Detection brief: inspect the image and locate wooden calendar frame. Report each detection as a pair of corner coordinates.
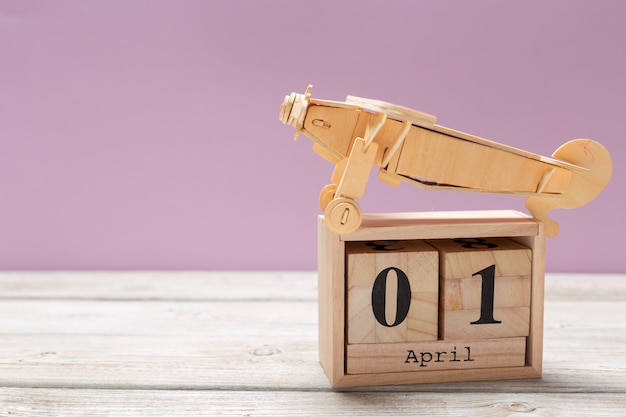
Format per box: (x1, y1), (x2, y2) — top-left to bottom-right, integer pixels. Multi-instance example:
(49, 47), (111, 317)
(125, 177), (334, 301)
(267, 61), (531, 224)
(318, 210), (545, 387)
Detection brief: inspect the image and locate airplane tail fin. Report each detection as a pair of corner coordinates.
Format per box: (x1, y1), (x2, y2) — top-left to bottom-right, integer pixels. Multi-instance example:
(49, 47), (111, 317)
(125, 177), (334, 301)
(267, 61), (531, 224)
(525, 139), (612, 237)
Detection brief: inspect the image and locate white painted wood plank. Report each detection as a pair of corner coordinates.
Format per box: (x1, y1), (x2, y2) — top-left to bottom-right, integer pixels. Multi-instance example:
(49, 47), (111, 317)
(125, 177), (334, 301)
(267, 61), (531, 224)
(0, 271), (318, 301)
(544, 273), (626, 301)
(0, 330), (624, 392)
(0, 296), (624, 392)
(1, 298), (623, 338)
(0, 299), (317, 336)
(0, 270), (624, 417)
(0, 334), (326, 390)
(1, 272), (624, 301)
(1, 389), (625, 416)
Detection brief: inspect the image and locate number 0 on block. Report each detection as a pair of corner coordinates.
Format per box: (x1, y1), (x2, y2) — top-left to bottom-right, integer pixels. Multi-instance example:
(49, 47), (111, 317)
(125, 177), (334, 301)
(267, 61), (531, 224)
(346, 240), (439, 344)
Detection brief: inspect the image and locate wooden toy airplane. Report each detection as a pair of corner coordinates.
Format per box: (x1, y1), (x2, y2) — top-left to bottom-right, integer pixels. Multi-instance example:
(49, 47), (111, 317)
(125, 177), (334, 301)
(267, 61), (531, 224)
(279, 85), (612, 236)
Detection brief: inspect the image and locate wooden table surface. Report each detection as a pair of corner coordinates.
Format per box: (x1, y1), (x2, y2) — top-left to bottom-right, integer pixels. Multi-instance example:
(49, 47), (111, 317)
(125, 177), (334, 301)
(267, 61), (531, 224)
(0, 271), (624, 416)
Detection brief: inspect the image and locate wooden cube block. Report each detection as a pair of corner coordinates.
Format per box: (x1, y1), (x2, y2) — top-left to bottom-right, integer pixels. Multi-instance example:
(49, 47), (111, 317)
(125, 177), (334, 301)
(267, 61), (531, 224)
(428, 238), (532, 340)
(346, 240), (439, 344)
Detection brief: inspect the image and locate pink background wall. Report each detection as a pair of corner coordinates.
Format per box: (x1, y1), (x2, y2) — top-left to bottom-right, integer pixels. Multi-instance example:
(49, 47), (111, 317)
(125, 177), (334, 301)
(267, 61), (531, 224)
(1, 0), (624, 272)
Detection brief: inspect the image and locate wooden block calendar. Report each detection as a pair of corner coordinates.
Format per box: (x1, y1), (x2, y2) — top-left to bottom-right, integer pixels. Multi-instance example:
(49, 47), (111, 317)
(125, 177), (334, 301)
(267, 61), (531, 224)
(318, 210), (545, 387)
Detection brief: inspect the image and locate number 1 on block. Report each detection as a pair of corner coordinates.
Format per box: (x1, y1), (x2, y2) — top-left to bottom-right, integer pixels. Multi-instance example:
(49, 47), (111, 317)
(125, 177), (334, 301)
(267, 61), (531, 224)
(428, 238), (532, 340)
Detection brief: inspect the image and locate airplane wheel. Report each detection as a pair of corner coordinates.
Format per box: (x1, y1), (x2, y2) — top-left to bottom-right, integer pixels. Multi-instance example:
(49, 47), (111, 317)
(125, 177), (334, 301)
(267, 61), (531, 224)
(324, 197), (362, 235)
(319, 184), (337, 210)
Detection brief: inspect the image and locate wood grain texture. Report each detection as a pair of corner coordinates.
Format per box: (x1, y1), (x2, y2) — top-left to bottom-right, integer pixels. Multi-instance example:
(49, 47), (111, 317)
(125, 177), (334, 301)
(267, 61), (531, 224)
(320, 212), (545, 386)
(347, 337), (526, 374)
(0, 271), (625, 416)
(429, 237), (532, 340)
(2, 389), (626, 417)
(343, 210), (538, 241)
(393, 126), (571, 194)
(317, 216), (346, 385)
(346, 240), (438, 343)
